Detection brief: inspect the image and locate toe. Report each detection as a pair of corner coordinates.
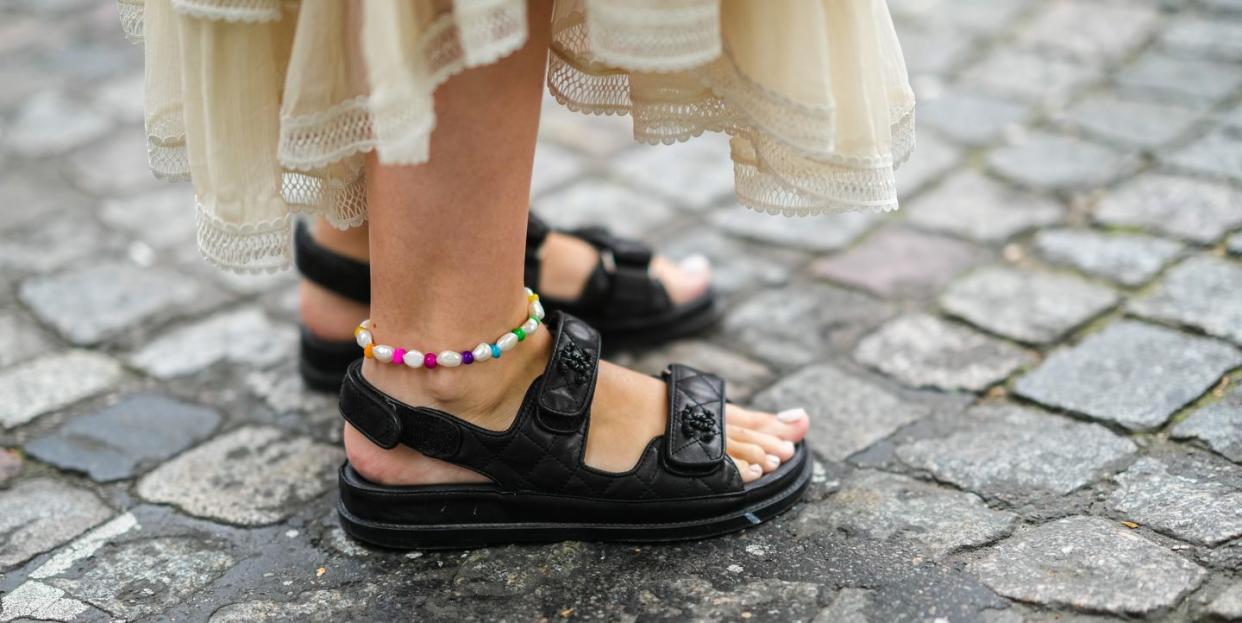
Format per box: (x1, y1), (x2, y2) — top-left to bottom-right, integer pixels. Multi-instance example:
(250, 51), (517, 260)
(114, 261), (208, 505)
(726, 405), (809, 443)
(727, 426), (796, 462)
(650, 255), (711, 306)
(726, 440), (768, 471)
(731, 457), (763, 483)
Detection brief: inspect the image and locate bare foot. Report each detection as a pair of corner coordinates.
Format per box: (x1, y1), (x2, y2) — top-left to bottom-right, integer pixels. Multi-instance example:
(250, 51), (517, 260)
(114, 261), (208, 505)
(533, 231), (712, 306)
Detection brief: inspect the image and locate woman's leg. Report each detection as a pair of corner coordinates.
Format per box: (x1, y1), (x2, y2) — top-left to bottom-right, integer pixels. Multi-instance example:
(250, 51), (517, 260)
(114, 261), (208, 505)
(345, 0), (809, 486)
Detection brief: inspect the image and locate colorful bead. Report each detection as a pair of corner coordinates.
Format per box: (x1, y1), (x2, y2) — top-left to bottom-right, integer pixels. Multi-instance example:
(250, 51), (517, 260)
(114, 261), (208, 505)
(491, 344), (501, 359)
(438, 350), (463, 368)
(392, 348), (406, 366)
(404, 349), (424, 368)
(364, 344), (374, 359)
(472, 342), (493, 363)
(497, 333), (518, 351)
(462, 351), (474, 365)
(372, 345), (394, 363)
(424, 352), (437, 369)
(514, 328), (526, 341)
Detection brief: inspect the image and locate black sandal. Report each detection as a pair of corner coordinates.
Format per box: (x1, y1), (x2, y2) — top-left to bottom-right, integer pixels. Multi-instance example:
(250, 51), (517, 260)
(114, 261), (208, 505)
(294, 215), (719, 392)
(336, 311), (810, 549)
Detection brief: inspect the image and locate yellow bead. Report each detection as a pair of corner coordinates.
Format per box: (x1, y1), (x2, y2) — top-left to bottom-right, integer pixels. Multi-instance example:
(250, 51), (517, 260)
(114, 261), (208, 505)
(354, 326), (363, 338)
(528, 293), (539, 302)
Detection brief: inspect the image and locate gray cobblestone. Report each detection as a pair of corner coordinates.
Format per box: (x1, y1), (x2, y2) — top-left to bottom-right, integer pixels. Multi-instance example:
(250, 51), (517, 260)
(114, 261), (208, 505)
(0, 351), (123, 429)
(0, 310), (51, 369)
(616, 134), (735, 210)
(533, 179), (674, 239)
(752, 364), (929, 461)
(1160, 17), (1242, 62)
(1116, 52), (1242, 104)
(0, 478), (112, 570)
(854, 313), (1033, 391)
(907, 171), (1065, 243)
(896, 131), (962, 194)
(1094, 174), (1242, 244)
(795, 470), (1017, 558)
(1172, 384), (1242, 463)
(1108, 453), (1242, 545)
(895, 404), (1136, 502)
(962, 49), (1100, 102)
(940, 266), (1119, 344)
(1032, 228), (1185, 287)
(136, 425), (342, 525)
(1017, 1), (1157, 63)
(1062, 95), (1201, 149)
(26, 394), (220, 482)
(19, 261), (204, 345)
(65, 132), (160, 196)
(723, 284), (893, 367)
(987, 132), (1133, 191)
(1014, 320), (1242, 430)
(1129, 255), (1242, 344)
(1207, 582), (1242, 621)
(129, 307), (294, 379)
(810, 227), (989, 299)
(1230, 231), (1242, 255)
(1163, 130), (1242, 183)
(0, 212), (118, 273)
(969, 516), (1206, 615)
(918, 91), (1030, 147)
(5, 91), (111, 157)
(710, 209), (876, 253)
(100, 187), (197, 249)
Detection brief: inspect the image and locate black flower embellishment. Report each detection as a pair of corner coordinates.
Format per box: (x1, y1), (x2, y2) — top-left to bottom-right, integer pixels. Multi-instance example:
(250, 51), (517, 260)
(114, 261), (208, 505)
(680, 404), (717, 443)
(557, 342), (594, 385)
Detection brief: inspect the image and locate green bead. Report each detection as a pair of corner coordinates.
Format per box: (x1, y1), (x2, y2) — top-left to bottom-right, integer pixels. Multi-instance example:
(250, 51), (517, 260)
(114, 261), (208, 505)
(514, 328), (526, 341)
(530, 315), (541, 325)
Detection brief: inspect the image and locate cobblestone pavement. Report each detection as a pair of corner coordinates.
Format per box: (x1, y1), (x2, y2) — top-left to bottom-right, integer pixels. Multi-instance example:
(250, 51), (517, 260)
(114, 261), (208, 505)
(2, 1), (1242, 621)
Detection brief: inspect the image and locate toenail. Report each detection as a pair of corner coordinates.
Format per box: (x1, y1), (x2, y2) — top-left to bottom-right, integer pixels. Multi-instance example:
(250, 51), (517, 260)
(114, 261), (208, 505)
(750, 464), (762, 474)
(777, 408), (807, 422)
(679, 254), (711, 275)
(766, 455), (779, 467)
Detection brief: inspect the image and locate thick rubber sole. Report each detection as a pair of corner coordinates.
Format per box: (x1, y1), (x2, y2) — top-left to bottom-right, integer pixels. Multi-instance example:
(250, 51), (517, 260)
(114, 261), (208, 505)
(336, 446), (812, 551)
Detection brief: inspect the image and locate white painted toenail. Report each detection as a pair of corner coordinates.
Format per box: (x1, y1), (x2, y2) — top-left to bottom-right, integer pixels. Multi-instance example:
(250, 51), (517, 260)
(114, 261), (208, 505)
(750, 464), (762, 474)
(777, 408), (807, 422)
(766, 455), (779, 467)
(679, 254), (711, 275)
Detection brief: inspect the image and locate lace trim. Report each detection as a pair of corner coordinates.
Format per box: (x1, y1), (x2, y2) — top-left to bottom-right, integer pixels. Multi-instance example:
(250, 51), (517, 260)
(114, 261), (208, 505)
(171, 0), (283, 22)
(148, 137), (190, 182)
(276, 0), (527, 170)
(116, 0), (144, 43)
(195, 201), (292, 274)
(283, 169), (368, 231)
(583, 0), (722, 73)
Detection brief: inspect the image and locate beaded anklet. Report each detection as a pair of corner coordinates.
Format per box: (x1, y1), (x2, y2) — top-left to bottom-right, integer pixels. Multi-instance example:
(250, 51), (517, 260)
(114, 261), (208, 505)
(353, 288), (546, 369)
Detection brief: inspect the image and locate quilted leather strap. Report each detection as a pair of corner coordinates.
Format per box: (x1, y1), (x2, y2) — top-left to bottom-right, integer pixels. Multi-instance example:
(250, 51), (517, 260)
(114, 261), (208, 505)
(662, 364), (727, 473)
(536, 312), (602, 433)
(338, 361), (462, 459)
(294, 220), (372, 304)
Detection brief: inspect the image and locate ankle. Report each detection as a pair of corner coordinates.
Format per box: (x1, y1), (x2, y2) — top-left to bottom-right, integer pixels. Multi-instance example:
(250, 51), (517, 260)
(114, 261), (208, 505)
(360, 326), (551, 430)
(299, 281), (369, 341)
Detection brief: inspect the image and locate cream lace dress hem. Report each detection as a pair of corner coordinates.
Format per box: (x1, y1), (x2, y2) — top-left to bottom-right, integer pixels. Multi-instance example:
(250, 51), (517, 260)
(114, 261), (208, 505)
(120, 0), (915, 274)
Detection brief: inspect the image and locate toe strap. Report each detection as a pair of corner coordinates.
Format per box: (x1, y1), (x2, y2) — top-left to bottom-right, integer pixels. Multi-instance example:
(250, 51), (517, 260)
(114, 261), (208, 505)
(662, 363), (727, 473)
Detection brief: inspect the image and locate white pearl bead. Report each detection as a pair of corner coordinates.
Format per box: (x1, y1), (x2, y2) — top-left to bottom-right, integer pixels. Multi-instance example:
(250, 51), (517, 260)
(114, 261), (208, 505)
(497, 332), (518, 352)
(530, 300), (545, 320)
(404, 349), (424, 368)
(355, 329), (372, 348)
(524, 287), (534, 298)
(372, 345), (394, 363)
(360, 319), (371, 330)
(521, 318), (539, 334)
(437, 350), (463, 367)
(472, 342), (492, 362)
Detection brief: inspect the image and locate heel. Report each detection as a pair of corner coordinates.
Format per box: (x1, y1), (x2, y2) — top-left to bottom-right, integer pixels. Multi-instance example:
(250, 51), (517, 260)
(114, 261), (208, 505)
(299, 326), (359, 393)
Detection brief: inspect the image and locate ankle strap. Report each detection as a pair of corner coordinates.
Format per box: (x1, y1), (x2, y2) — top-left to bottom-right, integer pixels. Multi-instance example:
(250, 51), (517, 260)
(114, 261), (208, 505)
(339, 361), (462, 458)
(294, 220), (372, 304)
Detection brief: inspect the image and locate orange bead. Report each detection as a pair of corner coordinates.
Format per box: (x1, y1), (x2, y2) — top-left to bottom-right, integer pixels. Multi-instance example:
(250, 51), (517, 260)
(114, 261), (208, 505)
(364, 344), (374, 359)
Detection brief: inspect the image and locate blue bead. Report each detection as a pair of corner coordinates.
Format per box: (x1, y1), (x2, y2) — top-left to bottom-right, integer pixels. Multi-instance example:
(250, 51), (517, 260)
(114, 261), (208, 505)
(490, 344), (501, 359)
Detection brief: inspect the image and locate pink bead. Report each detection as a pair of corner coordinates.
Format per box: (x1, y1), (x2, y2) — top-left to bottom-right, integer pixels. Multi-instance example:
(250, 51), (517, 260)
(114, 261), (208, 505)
(424, 352), (437, 369)
(392, 348), (406, 365)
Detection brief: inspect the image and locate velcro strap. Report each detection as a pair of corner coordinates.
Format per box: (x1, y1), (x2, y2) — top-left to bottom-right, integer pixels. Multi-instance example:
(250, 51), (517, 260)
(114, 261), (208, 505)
(338, 361), (461, 459)
(294, 220), (371, 304)
(573, 226), (653, 267)
(663, 364), (727, 472)
(536, 312), (601, 433)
